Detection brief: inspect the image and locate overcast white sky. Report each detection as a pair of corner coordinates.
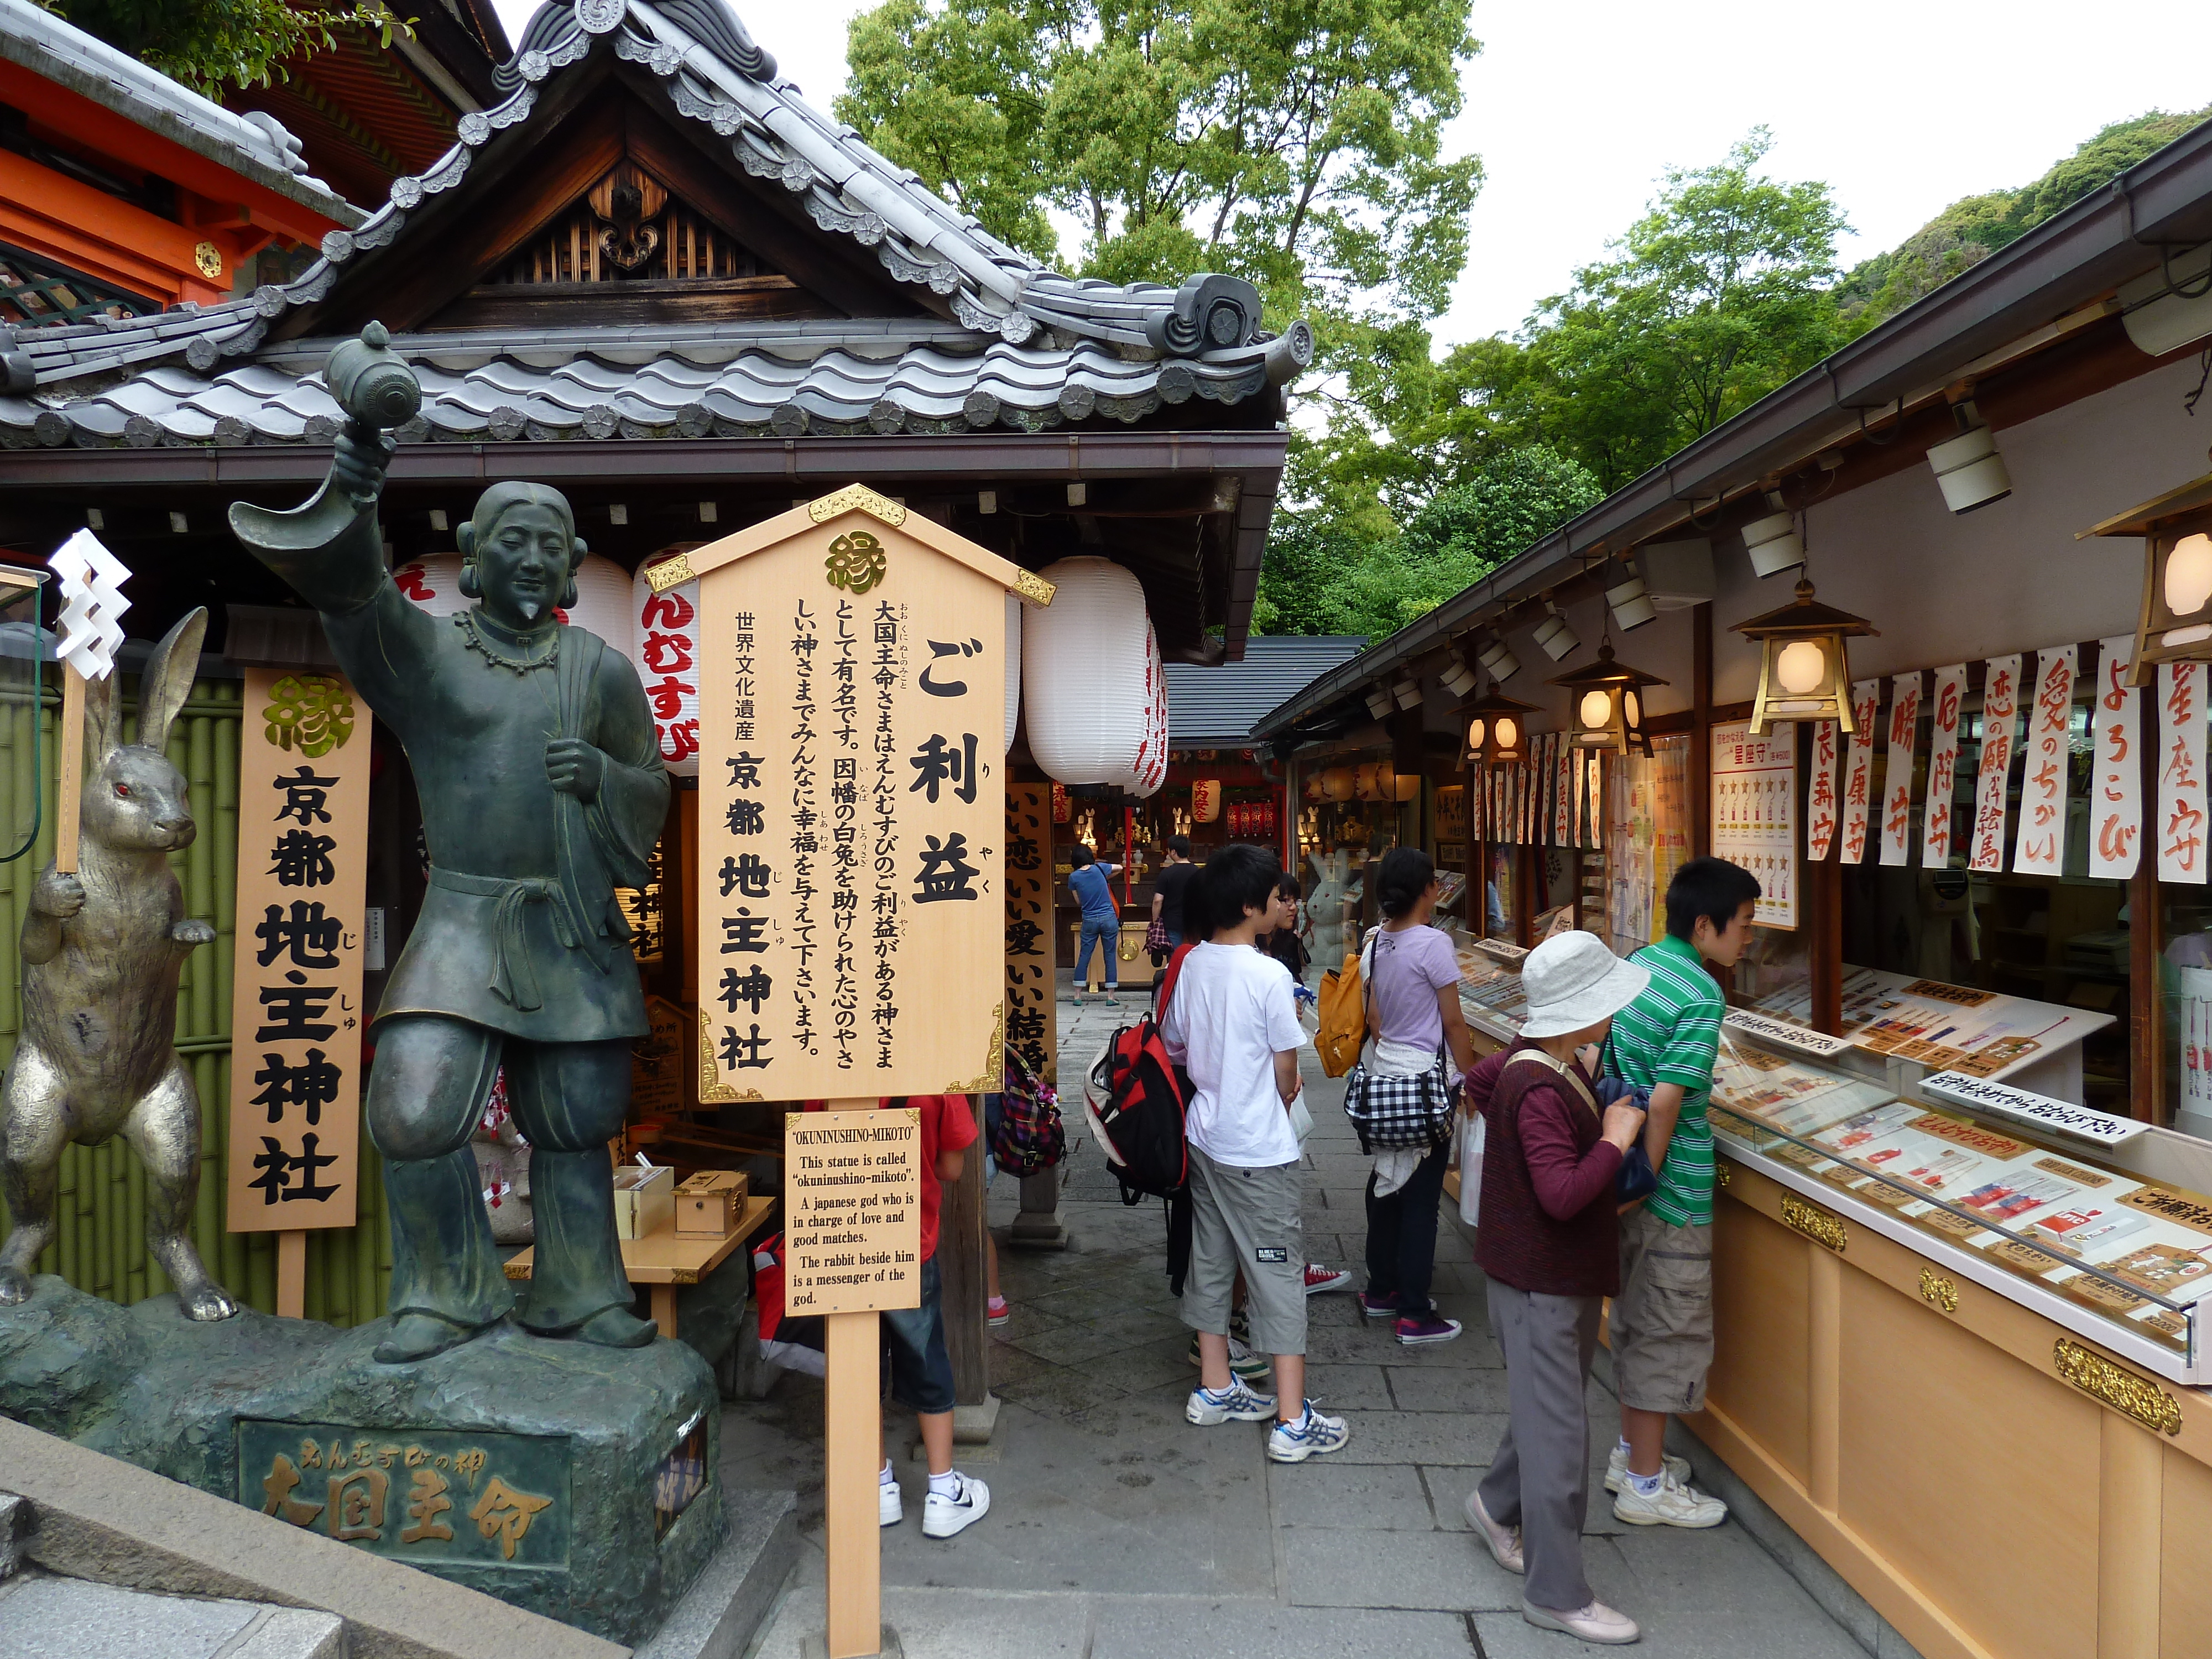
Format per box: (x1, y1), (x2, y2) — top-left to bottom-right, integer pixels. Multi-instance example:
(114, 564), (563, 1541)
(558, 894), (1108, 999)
(492, 0), (2212, 345)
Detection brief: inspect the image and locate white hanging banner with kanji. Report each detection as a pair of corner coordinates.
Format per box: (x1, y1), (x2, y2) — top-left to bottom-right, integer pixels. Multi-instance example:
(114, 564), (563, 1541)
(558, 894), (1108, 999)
(1840, 680), (1880, 865)
(1970, 654), (2022, 873)
(1805, 718), (1840, 863)
(2161, 660), (2208, 884)
(2013, 645), (2076, 877)
(1554, 729), (1573, 846)
(1880, 674), (1923, 866)
(1920, 666), (1967, 867)
(2089, 635), (2144, 880)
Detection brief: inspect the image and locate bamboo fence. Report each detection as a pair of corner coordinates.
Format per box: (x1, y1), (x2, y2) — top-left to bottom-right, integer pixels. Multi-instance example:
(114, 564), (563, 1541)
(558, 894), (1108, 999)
(0, 671), (392, 1323)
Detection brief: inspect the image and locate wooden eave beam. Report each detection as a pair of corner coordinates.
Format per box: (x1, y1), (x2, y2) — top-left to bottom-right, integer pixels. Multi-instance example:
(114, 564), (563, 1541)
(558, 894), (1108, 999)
(0, 151), (231, 305)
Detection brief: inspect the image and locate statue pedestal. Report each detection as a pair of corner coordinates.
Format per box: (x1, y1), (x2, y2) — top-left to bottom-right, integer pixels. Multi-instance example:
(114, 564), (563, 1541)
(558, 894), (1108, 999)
(0, 1277), (728, 1646)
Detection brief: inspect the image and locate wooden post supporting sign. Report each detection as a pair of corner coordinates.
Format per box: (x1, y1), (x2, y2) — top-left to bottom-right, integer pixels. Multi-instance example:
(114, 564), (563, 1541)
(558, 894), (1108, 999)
(663, 483), (1052, 1658)
(788, 1102), (920, 1659)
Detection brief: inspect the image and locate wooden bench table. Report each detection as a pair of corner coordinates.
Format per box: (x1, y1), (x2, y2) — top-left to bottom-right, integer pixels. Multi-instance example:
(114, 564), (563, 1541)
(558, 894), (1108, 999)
(503, 1193), (776, 1338)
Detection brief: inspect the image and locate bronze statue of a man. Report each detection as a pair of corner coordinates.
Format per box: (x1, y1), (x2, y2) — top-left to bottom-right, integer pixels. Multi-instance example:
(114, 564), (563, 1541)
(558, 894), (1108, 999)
(230, 345), (667, 1362)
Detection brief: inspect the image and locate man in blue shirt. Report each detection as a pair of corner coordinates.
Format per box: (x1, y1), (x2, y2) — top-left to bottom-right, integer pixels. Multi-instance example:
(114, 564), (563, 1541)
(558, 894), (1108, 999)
(1068, 844), (1122, 997)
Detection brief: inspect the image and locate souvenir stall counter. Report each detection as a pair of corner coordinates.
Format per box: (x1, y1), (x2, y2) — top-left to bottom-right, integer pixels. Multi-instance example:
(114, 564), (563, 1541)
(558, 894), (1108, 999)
(1697, 1016), (2212, 1659)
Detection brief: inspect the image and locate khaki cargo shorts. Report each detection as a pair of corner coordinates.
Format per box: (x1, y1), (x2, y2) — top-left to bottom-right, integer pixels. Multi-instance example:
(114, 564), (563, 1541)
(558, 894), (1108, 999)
(1610, 1206), (1714, 1414)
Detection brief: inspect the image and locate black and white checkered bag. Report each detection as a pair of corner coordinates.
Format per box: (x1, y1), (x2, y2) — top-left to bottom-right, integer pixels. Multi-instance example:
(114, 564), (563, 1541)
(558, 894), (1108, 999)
(1338, 927), (1459, 1152)
(1340, 1052), (1457, 1152)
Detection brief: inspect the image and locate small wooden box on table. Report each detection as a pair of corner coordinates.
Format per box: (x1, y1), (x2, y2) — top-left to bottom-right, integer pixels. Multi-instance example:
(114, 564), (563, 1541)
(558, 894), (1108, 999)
(505, 1191), (774, 1338)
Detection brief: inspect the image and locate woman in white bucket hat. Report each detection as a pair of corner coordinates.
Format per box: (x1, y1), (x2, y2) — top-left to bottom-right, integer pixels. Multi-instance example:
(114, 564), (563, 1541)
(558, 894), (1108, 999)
(1462, 930), (1651, 1645)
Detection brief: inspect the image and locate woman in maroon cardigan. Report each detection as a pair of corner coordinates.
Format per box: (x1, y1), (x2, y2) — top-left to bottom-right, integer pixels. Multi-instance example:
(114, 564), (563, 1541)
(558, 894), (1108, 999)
(1463, 931), (1650, 1646)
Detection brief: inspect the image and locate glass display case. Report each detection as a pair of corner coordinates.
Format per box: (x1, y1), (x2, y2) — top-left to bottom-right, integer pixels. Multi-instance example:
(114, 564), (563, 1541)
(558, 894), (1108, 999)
(1712, 1021), (2212, 1383)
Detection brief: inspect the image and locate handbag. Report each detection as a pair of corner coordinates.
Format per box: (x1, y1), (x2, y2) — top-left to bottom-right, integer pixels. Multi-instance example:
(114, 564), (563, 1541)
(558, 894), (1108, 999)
(1455, 1108), (1484, 1225)
(1596, 1036), (1660, 1206)
(1144, 916), (1170, 961)
(1339, 932), (1458, 1153)
(1501, 1047), (1651, 1202)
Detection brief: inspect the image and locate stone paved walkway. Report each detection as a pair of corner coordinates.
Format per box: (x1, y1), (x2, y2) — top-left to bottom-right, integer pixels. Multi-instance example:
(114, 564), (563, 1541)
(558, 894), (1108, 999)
(729, 991), (1870, 1659)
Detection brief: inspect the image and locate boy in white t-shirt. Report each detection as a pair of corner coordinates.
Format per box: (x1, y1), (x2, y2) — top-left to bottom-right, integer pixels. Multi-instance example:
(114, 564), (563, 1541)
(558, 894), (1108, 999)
(1163, 844), (1350, 1463)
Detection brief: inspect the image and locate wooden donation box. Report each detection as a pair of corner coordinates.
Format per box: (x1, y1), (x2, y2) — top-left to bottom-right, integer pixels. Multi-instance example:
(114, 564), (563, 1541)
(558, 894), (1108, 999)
(648, 483), (1051, 1659)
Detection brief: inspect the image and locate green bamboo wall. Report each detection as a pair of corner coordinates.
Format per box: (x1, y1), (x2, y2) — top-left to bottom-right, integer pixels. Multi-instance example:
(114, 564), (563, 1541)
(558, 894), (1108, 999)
(0, 673), (393, 1323)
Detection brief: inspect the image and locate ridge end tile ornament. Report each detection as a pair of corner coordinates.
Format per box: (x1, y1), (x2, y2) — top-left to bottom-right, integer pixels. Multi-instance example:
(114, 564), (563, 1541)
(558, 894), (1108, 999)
(0, 602), (237, 1322)
(228, 324), (670, 1364)
(679, 483), (1047, 1100)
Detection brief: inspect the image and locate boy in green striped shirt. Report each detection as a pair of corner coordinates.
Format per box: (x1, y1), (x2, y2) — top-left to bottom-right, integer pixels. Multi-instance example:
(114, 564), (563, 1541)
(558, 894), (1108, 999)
(1604, 856), (1761, 1530)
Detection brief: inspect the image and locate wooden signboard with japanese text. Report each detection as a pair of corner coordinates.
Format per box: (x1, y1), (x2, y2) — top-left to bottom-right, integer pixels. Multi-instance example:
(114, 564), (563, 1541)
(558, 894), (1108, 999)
(660, 484), (1054, 1104)
(225, 667), (372, 1231)
(784, 1106), (922, 1315)
(1004, 782), (1057, 1087)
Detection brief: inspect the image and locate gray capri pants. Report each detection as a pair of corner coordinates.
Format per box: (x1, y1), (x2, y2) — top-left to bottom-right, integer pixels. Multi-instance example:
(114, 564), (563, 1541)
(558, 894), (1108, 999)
(1180, 1144), (1307, 1356)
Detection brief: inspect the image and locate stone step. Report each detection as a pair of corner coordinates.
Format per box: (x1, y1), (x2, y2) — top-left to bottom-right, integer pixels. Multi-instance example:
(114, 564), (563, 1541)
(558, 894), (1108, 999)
(0, 1569), (345, 1659)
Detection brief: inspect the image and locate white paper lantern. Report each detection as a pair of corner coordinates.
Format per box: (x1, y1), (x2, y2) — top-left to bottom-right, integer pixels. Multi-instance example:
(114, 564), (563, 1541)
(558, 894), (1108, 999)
(1024, 556), (1155, 787)
(1124, 619), (1168, 797)
(1004, 591), (1022, 753)
(632, 563), (702, 776)
(562, 552), (632, 648)
(392, 552), (468, 616)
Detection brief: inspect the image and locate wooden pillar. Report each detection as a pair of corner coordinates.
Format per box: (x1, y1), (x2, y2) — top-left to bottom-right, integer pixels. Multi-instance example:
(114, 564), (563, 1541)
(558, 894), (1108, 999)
(938, 1094), (997, 1431)
(1689, 603), (1713, 860)
(1811, 849), (1843, 1037)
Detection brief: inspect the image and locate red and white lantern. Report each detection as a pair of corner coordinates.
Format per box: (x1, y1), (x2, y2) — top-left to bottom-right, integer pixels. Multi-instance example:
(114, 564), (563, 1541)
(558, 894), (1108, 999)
(1025, 556), (1167, 795)
(564, 553), (632, 649)
(392, 552), (468, 616)
(631, 561), (701, 776)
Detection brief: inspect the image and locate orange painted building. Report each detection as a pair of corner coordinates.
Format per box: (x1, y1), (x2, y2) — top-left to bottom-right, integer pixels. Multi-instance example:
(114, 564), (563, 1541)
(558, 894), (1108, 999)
(0, 0), (362, 321)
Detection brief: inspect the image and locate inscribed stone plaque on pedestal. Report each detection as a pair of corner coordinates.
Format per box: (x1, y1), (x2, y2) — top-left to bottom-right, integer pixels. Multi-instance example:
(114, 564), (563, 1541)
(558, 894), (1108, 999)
(783, 1106), (921, 1314)
(237, 1420), (571, 1568)
(656, 484), (1052, 1102)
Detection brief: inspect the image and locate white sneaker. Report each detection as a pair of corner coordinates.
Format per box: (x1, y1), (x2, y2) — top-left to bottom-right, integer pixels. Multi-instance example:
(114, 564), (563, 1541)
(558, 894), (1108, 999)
(879, 1476), (902, 1527)
(1463, 1490), (1524, 1574)
(1612, 1470), (1727, 1528)
(922, 1472), (990, 1538)
(1186, 1378), (1277, 1425)
(1524, 1599), (1640, 1644)
(1266, 1401), (1350, 1463)
(1604, 1444), (1691, 1495)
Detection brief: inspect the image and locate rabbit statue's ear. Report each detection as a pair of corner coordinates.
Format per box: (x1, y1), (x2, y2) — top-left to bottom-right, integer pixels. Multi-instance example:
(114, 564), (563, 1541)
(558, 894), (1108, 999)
(135, 607), (208, 755)
(81, 665), (118, 761)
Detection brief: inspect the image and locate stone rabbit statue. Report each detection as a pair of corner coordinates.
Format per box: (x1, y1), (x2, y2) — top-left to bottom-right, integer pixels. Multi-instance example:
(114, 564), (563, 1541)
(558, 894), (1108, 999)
(0, 608), (235, 1319)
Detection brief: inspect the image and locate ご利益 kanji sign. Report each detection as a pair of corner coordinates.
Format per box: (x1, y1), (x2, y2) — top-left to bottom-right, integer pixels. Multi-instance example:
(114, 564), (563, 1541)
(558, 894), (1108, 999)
(657, 484), (1054, 1103)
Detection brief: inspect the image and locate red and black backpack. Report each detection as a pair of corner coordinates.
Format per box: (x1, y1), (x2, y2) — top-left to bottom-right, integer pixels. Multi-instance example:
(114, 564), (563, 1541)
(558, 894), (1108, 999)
(1084, 946), (1197, 1290)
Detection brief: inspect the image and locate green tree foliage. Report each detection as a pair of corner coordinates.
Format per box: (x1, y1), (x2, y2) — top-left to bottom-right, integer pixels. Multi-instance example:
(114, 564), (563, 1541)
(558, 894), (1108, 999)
(1467, 130), (1849, 495)
(1835, 107), (2211, 329)
(1254, 444), (1599, 636)
(44, 0), (409, 98)
(836, 0), (1483, 357)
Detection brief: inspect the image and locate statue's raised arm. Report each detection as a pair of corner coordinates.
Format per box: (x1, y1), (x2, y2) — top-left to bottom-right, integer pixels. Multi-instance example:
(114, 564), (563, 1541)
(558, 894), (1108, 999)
(227, 324), (437, 711)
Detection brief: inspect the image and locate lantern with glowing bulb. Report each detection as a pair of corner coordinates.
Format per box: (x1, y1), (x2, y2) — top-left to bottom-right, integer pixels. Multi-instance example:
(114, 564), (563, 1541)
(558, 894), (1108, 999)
(1548, 642), (1667, 755)
(1459, 686), (1537, 768)
(1730, 577), (1879, 735)
(2078, 473), (2212, 686)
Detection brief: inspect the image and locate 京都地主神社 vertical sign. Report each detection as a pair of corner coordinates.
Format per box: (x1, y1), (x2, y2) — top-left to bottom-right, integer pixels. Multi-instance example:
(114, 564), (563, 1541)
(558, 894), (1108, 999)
(656, 484), (1056, 1103)
(226, 667), (372, 1230)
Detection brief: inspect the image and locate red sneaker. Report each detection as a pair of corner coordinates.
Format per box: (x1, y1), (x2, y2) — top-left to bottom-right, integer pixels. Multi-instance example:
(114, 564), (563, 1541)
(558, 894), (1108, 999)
(1303, 1262), (1351, 1296)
